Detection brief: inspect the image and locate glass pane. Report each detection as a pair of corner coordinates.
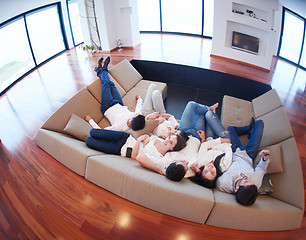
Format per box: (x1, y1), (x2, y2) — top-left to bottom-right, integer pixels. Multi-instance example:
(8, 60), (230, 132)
(299, 36), (306, 68)
(203, 0), (214, 37)
(279, 11), (304, 63)
(161, 0), (202, 35)
(26, 6), (66, 65)
(68, 0), (84, 45)
(137, 0), (160, 31)
(0, 18), (35, 92)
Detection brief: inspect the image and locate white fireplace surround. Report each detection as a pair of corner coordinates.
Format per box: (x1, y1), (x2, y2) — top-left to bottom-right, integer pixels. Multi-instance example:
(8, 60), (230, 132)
(211, 0), (280, 70)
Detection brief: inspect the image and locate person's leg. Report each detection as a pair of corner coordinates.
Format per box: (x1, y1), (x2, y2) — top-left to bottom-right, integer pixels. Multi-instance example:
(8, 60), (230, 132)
(86, 129), (130, 154)
(205, 111), (230, 139)
(142, 83), (157, 115)
(98, 66), (123, 114)
(179, 101), (209, 131)
(227, 125), (247, 152)
(152, 89), (166, 114)
(244, 120), (264, 160)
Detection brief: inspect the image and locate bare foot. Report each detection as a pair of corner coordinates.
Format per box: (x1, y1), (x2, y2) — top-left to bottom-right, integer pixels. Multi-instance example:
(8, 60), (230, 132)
(209, 103), (219, 113)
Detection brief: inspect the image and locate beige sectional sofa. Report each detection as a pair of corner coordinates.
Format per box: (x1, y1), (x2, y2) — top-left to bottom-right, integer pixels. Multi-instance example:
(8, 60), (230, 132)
(33, 59), (304, 231)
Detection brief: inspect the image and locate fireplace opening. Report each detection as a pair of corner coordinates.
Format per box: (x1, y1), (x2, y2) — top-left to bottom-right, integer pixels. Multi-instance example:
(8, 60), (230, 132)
(232, 31), (259, 55)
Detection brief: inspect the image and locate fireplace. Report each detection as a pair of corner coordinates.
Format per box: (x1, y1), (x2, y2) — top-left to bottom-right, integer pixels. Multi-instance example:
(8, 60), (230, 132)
(231, 31), (259, 55)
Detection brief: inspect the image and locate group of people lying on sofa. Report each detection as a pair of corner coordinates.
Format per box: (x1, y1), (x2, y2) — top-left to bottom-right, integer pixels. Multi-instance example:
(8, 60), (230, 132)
(85, 57), (271, 207)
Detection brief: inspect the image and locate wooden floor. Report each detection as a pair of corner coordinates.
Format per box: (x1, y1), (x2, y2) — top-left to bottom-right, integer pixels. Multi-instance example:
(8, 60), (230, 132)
(0, 34), (305, 240)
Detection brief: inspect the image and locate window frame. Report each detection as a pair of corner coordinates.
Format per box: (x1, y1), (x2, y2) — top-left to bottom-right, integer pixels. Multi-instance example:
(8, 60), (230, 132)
(0, 2), (68, 95)
(138, 0), (213, 39)
(277, 7), (306, 70)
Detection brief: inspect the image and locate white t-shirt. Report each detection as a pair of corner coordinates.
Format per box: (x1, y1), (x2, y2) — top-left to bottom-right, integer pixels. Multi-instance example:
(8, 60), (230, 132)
(104, 98), (143, 132)
(161, 136), (201, 175)
(152, 115), (179, 138)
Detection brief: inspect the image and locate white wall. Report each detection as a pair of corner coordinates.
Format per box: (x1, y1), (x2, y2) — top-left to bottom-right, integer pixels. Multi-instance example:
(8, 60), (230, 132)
(211, 0), (280, 70)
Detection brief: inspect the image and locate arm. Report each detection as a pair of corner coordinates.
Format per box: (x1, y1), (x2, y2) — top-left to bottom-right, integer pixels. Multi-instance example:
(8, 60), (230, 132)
(85, 115), (101, 129)
(136, 154), (165, 175)
(131, 134), (149, 160)
(134, 95), (143, 114)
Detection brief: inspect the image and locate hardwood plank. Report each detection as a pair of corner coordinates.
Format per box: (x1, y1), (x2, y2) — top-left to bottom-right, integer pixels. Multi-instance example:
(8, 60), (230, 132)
(0, 34), (305, 239)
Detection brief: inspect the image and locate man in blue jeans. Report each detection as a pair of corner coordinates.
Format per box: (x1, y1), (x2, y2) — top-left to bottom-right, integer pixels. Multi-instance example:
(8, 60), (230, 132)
(216, 119), (270, 206)
(95, 56), (146, 132)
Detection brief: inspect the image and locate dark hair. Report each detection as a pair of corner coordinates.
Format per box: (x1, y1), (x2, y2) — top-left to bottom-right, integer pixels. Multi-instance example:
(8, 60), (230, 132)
(165, 162), (186, 181)
(170, 135), (187, 152)
(188, 153), (225, 189)
(235, 185), (258, 206)
(177, 130), (189, 142)
(131, 115), (146, 131)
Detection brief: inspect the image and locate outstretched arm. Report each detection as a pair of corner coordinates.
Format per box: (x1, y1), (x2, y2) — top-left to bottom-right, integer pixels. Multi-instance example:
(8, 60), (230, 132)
(136, 154), (165, 175)
(85, 115), (101, 129)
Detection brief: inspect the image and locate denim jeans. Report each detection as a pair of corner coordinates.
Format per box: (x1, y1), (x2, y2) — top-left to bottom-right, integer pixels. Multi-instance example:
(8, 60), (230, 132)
(228, 120), (264, 160)
(97, 66), (123, 114)
(179, 101), (208, 140)
(205, 111), (231, 139)
(85, 128), (129, 155)
(179, 101), (230, 140)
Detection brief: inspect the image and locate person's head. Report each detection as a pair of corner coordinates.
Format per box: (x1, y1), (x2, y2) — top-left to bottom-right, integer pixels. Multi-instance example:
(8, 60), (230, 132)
(168, 134), (187, 152)
(168, 130), (189, 142)
(189, 153), (225, 189)
(130, 114), (145, 131)
(235, 176), (258, 206)
(165, 160), (188, 181)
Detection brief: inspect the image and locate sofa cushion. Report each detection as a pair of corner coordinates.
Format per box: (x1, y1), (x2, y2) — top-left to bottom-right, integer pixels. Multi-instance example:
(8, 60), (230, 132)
(41, 88), (103, 134)
(33, 129), (104, 176)
(207, 190), (303, 231)
(253, 143), (283, 174)
(127, 119), (160, 139)
(109, 59), (143, 92)
(63, 114), (91, 141)
(252, 89), (283, 118)
(221, 95), (254, 130)
(258, 107), (293, 147)
(87, 75), (126, 103)
(85, 154), (215, 224)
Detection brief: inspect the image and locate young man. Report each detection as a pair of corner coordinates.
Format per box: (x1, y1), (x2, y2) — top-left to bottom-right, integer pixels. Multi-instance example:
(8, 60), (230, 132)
(216, 119), (270, 206)
(95, 56), (146, 131)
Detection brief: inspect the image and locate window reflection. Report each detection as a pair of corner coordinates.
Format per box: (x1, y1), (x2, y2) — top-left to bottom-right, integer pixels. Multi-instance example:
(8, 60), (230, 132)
(161, 0), (202, 35)
(0, 18), (35, 92)
(25, 6), (66, 65)
(279, 10), (304, 64)
(138, 0), (160, 31)
(68, 0), (84, 45)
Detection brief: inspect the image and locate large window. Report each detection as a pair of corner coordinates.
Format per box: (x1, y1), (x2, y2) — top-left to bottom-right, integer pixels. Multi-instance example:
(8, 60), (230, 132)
(137, 0), (214, 38)
(278, 8), (306, 69)
(0, 3), (68, 94)
(67, 0), (84, 46)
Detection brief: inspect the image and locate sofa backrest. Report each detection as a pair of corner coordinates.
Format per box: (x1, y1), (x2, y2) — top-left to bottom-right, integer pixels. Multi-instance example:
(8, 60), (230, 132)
(109, 59), (143, 92)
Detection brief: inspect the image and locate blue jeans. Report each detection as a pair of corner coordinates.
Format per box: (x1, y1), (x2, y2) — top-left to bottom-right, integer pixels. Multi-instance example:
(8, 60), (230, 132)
(179, 101), (229, 140)
(97, 66), (123, 114)
(205, 111), (231, 139)
(228, 120), (264, 160)
(85, 129), (129, 155)
(179, 101), (208, 140)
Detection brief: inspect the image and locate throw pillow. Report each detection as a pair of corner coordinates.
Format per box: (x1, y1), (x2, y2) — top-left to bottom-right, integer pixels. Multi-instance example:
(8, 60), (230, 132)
(258, 174), (274, 195)
(127, 119), (159, 139)
(253, 143), (283, 174)
(63, 114), (92, 141)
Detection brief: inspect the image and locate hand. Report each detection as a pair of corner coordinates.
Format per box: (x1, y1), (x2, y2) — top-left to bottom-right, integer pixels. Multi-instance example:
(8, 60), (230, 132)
(190, 163), (200, 173)
(135, 95), (142, 100)
(259, 149), (270, 161)
(221, 138), (231, 144)
(158, 116), (166, 124)
(138, 134), (149, 142)
(197, 130), (206, 143)
(85, 114), (92, 122)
